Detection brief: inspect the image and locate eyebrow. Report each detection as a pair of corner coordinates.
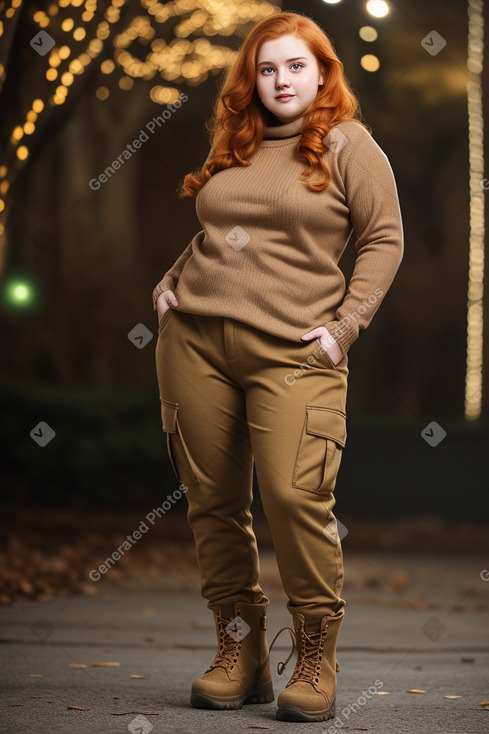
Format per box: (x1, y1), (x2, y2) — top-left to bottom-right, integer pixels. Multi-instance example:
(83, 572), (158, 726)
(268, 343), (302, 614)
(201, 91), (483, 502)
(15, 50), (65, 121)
(257, 56), (308, 67)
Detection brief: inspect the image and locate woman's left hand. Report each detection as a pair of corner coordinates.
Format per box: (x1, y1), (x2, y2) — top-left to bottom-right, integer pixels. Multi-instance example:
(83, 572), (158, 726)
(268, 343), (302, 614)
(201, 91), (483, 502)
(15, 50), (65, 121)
(301, 327), (344, 366)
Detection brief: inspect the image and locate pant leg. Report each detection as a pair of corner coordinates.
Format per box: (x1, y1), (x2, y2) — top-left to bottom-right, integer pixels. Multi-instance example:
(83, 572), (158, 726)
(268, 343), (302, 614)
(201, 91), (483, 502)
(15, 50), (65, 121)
(227, 320), (349, 618)
(154, 307), (268, 609)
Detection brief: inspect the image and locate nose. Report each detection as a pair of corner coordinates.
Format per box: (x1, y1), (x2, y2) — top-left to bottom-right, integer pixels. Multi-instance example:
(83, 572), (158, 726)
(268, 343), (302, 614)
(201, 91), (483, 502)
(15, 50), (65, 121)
(276, 68), (291, 89)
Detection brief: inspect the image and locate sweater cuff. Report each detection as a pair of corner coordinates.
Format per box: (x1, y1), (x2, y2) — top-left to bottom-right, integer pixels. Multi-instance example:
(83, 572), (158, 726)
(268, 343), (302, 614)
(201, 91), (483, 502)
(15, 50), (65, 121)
(152, 277), (175, 310)
(324, 319), (359, 356)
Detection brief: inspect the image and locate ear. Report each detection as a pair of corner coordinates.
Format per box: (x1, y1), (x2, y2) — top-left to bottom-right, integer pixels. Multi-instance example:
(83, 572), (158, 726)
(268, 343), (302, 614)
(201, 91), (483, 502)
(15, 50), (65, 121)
(318, 71), (325, 88)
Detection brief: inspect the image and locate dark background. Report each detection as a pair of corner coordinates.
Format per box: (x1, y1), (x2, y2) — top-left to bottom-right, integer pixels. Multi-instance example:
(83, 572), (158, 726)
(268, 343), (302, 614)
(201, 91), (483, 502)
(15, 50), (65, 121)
(0, 0), (488, 591)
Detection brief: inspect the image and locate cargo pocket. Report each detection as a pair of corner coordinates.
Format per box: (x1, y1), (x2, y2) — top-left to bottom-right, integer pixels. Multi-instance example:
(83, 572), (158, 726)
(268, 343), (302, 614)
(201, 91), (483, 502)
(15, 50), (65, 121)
(292, 406), (347, 494)
(160, 399), (199, 485)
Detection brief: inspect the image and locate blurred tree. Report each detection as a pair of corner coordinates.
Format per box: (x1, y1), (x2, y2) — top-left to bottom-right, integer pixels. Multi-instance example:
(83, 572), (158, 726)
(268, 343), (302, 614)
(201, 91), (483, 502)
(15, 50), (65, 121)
(0, 0), (281, 383)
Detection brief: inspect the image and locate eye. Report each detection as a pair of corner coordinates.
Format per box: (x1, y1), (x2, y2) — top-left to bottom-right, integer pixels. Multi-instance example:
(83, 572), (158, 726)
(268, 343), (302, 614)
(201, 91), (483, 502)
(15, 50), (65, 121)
(259, 62), (304, 75)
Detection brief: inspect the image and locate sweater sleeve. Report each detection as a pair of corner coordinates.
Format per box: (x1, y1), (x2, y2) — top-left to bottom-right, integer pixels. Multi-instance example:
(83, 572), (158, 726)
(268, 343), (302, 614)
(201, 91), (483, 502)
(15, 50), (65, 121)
(152, 147), (214, 310)
(152, 228), (205, 309)
(324, 125), (404, 355)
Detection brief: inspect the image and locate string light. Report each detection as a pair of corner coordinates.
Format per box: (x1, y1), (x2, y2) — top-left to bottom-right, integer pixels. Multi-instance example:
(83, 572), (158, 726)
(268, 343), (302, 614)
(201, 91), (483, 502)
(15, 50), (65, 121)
(359, 26), (378, 42)
(16, 146), (29, 160)
(366, 0), (389, 18)
(0, 0), (281, 270)
(360, 53), (380, 71)
(465, 0), (485, 420)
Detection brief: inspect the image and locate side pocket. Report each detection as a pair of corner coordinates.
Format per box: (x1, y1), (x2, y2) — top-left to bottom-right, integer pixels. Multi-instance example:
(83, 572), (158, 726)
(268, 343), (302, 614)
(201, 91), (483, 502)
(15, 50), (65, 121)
(292, 406), (347, 495)
(314, 339), (338, 370)
(157, 307), (174, 334)
(160, 399), (199, 485)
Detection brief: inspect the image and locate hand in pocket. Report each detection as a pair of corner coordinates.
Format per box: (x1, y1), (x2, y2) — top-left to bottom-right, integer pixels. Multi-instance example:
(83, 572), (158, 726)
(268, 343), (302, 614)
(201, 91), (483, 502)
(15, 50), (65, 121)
(157, 290), (178, 323)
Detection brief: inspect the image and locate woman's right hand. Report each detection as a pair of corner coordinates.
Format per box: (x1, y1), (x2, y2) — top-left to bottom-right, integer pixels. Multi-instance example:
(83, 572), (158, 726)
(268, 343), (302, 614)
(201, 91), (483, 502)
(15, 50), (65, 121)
(157, 290), (179, 323)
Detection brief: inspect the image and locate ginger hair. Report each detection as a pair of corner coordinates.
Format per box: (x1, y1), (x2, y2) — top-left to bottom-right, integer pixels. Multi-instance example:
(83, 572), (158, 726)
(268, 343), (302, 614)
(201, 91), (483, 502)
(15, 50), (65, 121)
(178, 10), (364, 197)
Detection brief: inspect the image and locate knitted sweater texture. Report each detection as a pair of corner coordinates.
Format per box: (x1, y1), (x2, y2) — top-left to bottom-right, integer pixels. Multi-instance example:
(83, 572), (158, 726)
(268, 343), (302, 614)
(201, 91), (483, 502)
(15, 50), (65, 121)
(152, 114), (403, 355)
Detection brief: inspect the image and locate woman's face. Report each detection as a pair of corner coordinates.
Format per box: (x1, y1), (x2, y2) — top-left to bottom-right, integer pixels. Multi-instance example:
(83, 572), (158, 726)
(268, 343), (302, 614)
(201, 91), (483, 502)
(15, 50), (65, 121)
(255, 34), (324, 124)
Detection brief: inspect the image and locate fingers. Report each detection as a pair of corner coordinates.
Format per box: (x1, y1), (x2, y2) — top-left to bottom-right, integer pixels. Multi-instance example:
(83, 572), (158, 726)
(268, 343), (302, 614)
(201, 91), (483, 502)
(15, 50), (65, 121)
(157, 290), (178, 321)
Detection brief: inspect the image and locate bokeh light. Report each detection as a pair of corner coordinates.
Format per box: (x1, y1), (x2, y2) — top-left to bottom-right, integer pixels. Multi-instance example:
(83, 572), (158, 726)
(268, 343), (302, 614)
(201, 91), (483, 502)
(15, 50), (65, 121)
(366, 0), (390, 18)
(359, 26), (378, 42)
(360, 54), (381, 71)
(3, 279), (35, 308)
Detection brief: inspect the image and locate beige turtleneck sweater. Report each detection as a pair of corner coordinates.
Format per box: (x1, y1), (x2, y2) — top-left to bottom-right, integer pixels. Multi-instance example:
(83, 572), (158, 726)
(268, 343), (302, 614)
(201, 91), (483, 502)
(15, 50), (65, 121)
(152, 115), (403, 355)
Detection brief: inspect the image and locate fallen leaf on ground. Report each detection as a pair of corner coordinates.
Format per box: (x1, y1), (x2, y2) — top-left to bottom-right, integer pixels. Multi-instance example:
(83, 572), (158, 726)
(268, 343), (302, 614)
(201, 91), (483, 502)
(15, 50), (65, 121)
(364, 574), (382, 588)
(92, 662), (120, 667)
(78, 582), (98, 596)
(67, 706), (88, 711)
(241, 725), (271, 730)
(373, 691), (390, 695)
(29, 674), (42, 678)
(69, 664), (87, 669)
(408, 689), (427, 694)
(480, 700), (489, 705)
(388, 570), (410, 591)
(129, 674), (145, 679)
(444, 695), (462, 699)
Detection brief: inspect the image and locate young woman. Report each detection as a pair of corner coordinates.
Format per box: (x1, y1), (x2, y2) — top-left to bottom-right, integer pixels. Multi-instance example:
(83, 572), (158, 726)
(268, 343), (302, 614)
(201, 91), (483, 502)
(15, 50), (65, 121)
(153, 10), (403, 723)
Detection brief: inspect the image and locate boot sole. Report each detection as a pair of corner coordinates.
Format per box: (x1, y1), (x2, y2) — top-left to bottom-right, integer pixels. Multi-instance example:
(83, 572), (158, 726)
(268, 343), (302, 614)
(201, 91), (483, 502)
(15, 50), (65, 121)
(276, 697), (336, 722)
(190, 682), (274, 710)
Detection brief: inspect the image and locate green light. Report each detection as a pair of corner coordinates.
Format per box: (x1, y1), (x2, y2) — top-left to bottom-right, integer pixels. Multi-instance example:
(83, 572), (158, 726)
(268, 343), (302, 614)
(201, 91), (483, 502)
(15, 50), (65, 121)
(4, 279), (35, 308)
(13, 284), (29, 301)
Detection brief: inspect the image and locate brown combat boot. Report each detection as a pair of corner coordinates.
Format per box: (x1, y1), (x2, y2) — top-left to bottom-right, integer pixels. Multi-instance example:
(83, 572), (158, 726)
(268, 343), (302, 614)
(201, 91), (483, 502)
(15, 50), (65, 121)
(271, 607), (344, 722)
(190, 600), (274, 709)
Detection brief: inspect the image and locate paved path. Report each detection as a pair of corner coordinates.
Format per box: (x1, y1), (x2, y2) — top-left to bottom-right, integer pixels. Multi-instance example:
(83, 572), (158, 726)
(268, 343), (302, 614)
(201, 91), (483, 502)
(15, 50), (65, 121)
(1, 551), (488, 733)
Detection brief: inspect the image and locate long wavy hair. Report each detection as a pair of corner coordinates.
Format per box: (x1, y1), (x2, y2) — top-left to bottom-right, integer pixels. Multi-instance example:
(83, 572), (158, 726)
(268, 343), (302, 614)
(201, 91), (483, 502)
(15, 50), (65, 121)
(178, 11), (364, 197)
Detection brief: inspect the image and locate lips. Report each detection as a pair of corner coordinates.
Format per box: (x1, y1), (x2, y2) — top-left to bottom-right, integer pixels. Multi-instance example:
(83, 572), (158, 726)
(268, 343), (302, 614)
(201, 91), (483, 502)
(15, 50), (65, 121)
(276, 94), (294, 100)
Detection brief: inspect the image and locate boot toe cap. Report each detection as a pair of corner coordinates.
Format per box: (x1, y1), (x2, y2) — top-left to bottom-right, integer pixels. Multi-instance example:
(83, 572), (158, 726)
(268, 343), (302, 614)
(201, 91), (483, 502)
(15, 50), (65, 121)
(278, 681), (331, 712)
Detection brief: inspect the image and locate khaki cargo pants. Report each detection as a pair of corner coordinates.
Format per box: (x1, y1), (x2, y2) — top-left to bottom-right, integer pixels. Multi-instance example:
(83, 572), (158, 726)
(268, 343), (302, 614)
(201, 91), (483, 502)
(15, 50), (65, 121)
(155, 307), (349, 618)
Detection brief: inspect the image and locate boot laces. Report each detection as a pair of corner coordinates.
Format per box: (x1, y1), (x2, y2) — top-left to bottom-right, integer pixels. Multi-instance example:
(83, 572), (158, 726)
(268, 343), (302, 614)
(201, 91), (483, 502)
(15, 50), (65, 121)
(206, 613), (242, 672)
(268, 626), (296, 675)
(268, 622), (329, 684)
(289, 626), (326, 685)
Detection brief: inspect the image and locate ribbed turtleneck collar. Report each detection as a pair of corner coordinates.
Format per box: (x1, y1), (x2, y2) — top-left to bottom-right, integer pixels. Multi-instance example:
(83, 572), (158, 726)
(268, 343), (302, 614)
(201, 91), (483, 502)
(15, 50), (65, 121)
(263, 115), (304, 140)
